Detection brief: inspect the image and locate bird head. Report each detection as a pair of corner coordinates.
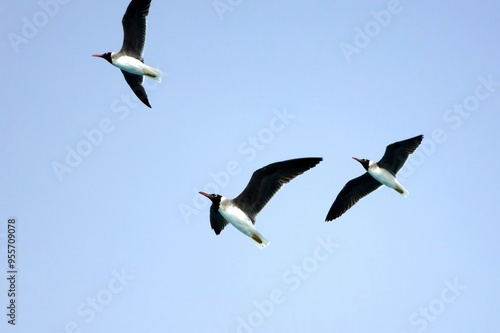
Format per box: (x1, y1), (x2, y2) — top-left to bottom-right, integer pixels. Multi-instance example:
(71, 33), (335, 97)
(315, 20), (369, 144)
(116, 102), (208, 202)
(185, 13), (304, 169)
(353, 157), (370, 171)
(199, 192), (222, 206)
(92, 52), (112, 64)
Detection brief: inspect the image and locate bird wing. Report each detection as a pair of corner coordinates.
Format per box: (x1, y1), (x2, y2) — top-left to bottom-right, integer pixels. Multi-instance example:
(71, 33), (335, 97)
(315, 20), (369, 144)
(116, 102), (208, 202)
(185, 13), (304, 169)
(233, 158), (322, 222)
(377, 135), (423, 175)
(120, 0), (151, 59)
(209, 204), (229, 235)
(325, 173), (382, 221)
(121, 70), (151, 108)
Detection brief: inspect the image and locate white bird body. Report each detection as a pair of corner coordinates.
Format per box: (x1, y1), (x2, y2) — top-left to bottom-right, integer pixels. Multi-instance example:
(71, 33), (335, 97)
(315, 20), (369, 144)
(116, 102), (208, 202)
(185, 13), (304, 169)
(111, 53), (162, 82)
(367, 160), (409, 197)
(218, 197), (270, 248)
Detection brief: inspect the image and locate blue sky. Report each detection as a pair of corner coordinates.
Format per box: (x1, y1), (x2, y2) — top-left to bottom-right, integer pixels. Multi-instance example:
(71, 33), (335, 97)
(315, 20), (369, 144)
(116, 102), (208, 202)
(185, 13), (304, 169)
(1, 0), (500, 332)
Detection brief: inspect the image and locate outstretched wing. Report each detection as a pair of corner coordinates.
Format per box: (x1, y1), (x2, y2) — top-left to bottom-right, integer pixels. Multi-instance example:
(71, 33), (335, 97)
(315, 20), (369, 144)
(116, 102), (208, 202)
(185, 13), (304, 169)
(121, 70), (151, 108)
(120, 0), (151, 59)
(233, 157), (322, 222)
(377, 135), (423, 175)
(209, 204), (229, 235)
(325, 173), (382, 221)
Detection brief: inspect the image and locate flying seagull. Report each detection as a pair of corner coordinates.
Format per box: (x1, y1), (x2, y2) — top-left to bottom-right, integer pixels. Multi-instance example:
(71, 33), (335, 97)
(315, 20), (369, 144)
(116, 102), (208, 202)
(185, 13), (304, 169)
(199, 157), (322, 248)
(93, 0), (161, 108)
(325, 135), (423, 221)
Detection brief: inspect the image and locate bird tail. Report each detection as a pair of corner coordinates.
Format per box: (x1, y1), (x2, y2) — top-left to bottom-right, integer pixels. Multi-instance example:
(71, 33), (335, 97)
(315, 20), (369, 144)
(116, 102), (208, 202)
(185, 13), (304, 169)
(250, 232), (270, 249)
(143, 65), (162, 83)
(395, 185), (409, 198)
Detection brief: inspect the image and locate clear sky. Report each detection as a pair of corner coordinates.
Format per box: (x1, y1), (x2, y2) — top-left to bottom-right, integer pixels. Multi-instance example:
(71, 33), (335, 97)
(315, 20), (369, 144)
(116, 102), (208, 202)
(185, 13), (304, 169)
(2, 0), (500, 332)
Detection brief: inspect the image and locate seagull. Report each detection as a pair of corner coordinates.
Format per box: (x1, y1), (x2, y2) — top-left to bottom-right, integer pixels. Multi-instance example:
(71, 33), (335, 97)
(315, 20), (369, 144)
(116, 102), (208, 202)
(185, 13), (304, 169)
(93, 0), (161, 108)
(325, 135), (423, 221)
(199, 157), (322, 248)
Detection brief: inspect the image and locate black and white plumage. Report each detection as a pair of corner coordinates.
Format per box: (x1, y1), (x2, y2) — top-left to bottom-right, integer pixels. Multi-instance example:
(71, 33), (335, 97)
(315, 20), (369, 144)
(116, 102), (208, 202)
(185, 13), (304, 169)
(93, 0), (161, 108)
(325, 135), (423, 221)
(200, 157), (322, 248)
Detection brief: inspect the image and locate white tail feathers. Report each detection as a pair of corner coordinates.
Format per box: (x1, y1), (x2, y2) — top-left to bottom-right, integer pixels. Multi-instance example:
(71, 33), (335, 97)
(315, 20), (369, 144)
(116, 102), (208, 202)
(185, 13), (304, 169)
(143, 65), (162, 83)
(251, 232), (270, 249)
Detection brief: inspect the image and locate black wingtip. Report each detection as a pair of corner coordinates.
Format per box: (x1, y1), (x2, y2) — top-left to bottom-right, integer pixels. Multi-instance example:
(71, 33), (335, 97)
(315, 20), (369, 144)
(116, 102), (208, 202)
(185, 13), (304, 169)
(325, 199), (350, 221)
(290, 157), (323, 172)
(409, 134), (424, 145)
(324, 210), (338, 222)
(299, 157), (323, 166)
(132, 87), (151, 108)
(138, 96), (151, 108)
(274, 157), (323, 171)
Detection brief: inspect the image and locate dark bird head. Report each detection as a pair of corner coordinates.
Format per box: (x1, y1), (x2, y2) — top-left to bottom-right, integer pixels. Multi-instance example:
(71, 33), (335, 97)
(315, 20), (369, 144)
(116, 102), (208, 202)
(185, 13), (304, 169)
(199, 192), (222, 207)
(353, 157), (370, 171)
(92, 52), (112, 64)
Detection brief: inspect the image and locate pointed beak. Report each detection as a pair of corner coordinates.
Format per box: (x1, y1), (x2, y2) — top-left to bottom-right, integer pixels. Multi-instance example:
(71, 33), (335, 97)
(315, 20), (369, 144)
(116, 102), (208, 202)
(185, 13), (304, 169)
(199, 192), (210, 198)
(92, 54), (103, 58)
(352, 157), (362, 163)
